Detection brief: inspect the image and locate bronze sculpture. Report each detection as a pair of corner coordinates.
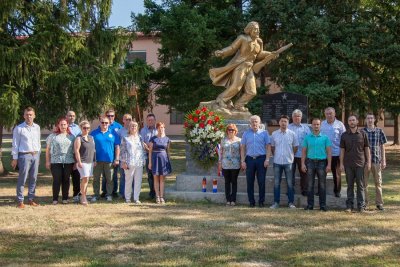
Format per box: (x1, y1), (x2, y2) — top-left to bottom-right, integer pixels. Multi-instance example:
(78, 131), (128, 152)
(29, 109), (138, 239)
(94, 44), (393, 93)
(201, 21), (292, 119)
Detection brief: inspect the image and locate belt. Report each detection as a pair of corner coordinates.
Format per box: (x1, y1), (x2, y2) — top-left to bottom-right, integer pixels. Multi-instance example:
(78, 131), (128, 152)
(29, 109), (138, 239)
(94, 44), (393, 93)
(19, 151), (38, 155)
(247, 155), (265, 160)
(307, 158), (326, 162)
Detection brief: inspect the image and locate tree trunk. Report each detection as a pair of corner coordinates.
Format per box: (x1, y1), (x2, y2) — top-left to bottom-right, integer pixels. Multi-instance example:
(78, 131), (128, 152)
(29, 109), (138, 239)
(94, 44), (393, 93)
(393, 113), (400, 145)
(0, 125), (4, 175)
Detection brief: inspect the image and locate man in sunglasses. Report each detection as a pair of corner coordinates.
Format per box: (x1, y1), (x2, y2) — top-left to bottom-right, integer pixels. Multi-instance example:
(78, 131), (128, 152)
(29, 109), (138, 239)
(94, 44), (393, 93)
(91, 116), (121, 202)
(100, 109), (123, 198)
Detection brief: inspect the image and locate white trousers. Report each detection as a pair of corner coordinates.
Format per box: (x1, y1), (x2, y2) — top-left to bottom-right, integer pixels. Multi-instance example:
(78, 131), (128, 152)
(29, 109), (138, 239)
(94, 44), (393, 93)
(124, 165), (143, 201)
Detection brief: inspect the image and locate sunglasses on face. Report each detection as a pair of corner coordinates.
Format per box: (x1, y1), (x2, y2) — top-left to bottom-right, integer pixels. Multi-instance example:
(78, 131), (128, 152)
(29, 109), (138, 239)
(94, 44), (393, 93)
(107, 115), (115, 117)
(82, 127), (90, 130)
(227, 129), (235, 132)
(101, 122), (109, 124)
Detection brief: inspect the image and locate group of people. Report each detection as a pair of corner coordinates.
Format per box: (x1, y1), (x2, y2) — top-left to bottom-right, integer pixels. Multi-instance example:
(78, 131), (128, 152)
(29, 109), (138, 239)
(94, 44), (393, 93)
(219, 108), (387, 212)
(12, 107), (172, 208)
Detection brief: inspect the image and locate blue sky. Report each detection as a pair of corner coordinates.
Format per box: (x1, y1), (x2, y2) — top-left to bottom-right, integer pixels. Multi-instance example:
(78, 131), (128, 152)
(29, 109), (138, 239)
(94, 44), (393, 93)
(108, 0), (147, 27)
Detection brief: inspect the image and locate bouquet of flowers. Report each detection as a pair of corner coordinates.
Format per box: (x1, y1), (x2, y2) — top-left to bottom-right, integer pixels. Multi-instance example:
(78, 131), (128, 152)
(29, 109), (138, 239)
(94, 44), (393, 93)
(184, 106), (225, 168)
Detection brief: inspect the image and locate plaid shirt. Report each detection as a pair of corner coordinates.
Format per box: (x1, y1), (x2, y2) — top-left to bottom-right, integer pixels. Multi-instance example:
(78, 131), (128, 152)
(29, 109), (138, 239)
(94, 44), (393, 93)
(362, 127), (387, 164)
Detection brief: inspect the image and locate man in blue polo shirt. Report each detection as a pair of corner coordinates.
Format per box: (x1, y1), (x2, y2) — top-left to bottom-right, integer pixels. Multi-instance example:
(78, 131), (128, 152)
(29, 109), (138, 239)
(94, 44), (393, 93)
(91, 116), (120, 202)
(240, 115), (271, 207)
(301, 118), (332, 211)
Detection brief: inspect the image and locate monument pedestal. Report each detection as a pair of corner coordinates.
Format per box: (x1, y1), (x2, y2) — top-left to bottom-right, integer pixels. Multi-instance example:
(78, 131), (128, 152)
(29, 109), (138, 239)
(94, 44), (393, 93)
(167, 144), (347, 208)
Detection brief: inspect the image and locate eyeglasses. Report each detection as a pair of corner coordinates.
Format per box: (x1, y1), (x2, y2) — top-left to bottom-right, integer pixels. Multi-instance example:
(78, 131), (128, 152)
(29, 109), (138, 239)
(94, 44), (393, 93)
(82, 127), (90, 130)
(107, 115), (115, 117)
(227, 129), (235, 132)
(101, 122), (109, 124)
(126, 118), (132, 121)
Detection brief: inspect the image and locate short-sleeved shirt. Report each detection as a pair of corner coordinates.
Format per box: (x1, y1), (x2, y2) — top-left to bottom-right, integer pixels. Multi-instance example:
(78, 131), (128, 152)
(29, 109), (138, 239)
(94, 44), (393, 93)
(302, 132), (332, 160)
(340, 129), (369, 168)
(241, 128), (270, 157)
(321, 119), (346, 156)
(288, 123), (311, 158)
(220, 137), (241, 169)
(68, 123), (82, 137)
(271, 129), (299, 164)
(362, 127), (387, 164)
(90, 128), (121, 163)
(46, 133), (76, 164)
(109, 121), (123, 134)
(140, 125), (158, 157)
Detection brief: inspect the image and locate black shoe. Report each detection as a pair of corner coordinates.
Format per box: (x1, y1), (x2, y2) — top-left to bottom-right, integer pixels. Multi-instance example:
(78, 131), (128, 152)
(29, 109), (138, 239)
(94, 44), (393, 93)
(320, 207), (327, 212)
(301, 191), (307, 196)
(377, 205), (385, 211)
(358, 208), (366, 213)
(259, 202), (265, 208)
(335, 192), (341, 198)
(112, 192), (119, 198)
(100, 192), (106, 198)
(304, 206), (313, 210)
(249, 203), (255, 208)
(315, 192), (319, 196)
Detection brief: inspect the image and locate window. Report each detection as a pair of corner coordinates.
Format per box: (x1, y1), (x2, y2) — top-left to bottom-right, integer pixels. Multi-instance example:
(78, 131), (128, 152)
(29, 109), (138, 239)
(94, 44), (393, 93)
(384, 111), (394, 127)
(127, 50), (146, 63)
(170, 109), (184, 125)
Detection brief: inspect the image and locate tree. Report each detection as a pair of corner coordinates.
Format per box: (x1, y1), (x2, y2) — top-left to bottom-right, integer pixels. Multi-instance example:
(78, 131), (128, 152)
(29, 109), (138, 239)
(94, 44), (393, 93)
(0, 0), (153, 174)
(133, 0), (245, 112)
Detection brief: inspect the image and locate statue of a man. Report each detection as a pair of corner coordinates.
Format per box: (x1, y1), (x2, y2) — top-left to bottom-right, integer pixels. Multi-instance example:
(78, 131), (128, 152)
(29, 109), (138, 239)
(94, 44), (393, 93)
(209, 21), (278, 112)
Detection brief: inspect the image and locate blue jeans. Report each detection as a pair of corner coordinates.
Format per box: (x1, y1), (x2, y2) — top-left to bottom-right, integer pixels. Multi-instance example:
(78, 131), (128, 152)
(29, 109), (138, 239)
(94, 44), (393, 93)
(245, 155), (267, 205)
(306, 159), (327, 208)
(273, 163), (294, 204)
(16, 153), (40, 202)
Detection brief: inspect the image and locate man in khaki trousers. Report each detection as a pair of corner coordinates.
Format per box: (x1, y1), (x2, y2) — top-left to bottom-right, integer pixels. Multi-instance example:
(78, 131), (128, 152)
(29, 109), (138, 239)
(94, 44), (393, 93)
(362, 113), (387, 211)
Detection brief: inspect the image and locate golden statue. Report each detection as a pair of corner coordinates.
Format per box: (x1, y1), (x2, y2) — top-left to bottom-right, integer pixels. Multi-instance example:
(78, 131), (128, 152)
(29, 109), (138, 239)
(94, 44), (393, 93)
(201, 21), (292, 119)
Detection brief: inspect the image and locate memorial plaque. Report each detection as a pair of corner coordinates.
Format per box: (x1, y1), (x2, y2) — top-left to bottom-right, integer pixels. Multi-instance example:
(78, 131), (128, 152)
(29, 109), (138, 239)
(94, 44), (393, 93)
(260, 92), (308, 125)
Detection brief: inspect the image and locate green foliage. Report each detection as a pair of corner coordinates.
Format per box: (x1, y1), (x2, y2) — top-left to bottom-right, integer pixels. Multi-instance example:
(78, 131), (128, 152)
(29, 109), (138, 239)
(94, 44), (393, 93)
(0, 0), (152, 129)
(134, 0), (244, 112)
(135, 0), (399, 121)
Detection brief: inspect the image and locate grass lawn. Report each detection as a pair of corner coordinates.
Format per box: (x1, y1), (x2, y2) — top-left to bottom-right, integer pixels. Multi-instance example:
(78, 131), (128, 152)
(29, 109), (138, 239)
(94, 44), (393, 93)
(0, 141), (399, 266)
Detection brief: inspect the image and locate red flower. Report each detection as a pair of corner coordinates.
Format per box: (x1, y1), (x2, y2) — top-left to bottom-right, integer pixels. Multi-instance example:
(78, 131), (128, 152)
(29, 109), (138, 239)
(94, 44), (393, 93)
(201, 107), (207, 112)
(188, 114), (193, 119)
(195, 109), (201, 115)
(201, 115), (206, 121)
(193, 117), (199, 123)
(184, 122), (189, 128)
(207, 120), (213, 125)
(208, 111), (214, 116)
(199, 122), (205, 128)
(214, 116), (220, 122)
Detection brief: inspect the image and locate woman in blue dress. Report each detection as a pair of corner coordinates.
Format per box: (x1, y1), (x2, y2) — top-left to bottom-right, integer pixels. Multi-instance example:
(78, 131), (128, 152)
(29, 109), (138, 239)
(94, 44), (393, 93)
(148, 122), (172, 204)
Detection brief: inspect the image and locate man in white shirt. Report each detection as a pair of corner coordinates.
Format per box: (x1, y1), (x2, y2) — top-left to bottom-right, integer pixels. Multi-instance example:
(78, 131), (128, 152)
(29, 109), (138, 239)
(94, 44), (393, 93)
(321, 107), (346, 197)
(270, 115), (299, 209)
(11, 107), (41, 208)
(288, 109), (311, 196)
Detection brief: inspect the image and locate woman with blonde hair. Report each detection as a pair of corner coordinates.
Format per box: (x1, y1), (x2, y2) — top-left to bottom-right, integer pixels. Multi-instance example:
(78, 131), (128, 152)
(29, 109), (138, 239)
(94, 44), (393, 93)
(120, 121), (146, 204)
(74, 120), (96, 205)
(218, 123), (241, 206)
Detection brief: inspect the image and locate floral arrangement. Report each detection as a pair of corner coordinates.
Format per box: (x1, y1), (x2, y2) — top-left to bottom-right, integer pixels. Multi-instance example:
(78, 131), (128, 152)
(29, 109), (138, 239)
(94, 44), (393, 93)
(184, 106), (225, 168)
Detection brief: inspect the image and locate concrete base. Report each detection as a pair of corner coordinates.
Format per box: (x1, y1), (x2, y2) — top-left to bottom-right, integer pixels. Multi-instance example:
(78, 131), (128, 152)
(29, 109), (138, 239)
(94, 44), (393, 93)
(167, 174), (347, 208)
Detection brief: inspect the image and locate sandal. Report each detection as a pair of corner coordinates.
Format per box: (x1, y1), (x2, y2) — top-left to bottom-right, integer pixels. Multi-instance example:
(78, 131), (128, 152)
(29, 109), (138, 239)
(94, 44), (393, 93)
(160, 197), (165, 204)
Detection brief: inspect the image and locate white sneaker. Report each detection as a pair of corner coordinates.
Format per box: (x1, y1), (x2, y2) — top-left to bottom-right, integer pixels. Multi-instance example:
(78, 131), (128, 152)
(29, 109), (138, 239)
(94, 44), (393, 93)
(62, 200), (69, 204)
(91, 196), (98, 203)
(270, 202), (279, 209)
(288, 203), (296, 209)
(134, 200), (141, 204)
(126, 200), (131, 204)
(106, 196), (113, 202)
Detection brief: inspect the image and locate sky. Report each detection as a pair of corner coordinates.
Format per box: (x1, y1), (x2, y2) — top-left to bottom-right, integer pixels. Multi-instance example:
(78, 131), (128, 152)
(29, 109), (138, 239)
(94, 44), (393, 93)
(108, 0), (147, 27)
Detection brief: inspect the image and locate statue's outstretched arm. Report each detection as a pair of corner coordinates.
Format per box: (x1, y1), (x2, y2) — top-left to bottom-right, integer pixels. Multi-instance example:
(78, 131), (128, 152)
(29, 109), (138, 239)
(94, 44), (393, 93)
(214, 36), (244, 58)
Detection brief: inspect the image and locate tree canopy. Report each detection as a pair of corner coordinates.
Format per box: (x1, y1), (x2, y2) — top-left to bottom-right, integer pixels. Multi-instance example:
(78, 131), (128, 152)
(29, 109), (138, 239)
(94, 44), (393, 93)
(134, 0), (399, 122)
